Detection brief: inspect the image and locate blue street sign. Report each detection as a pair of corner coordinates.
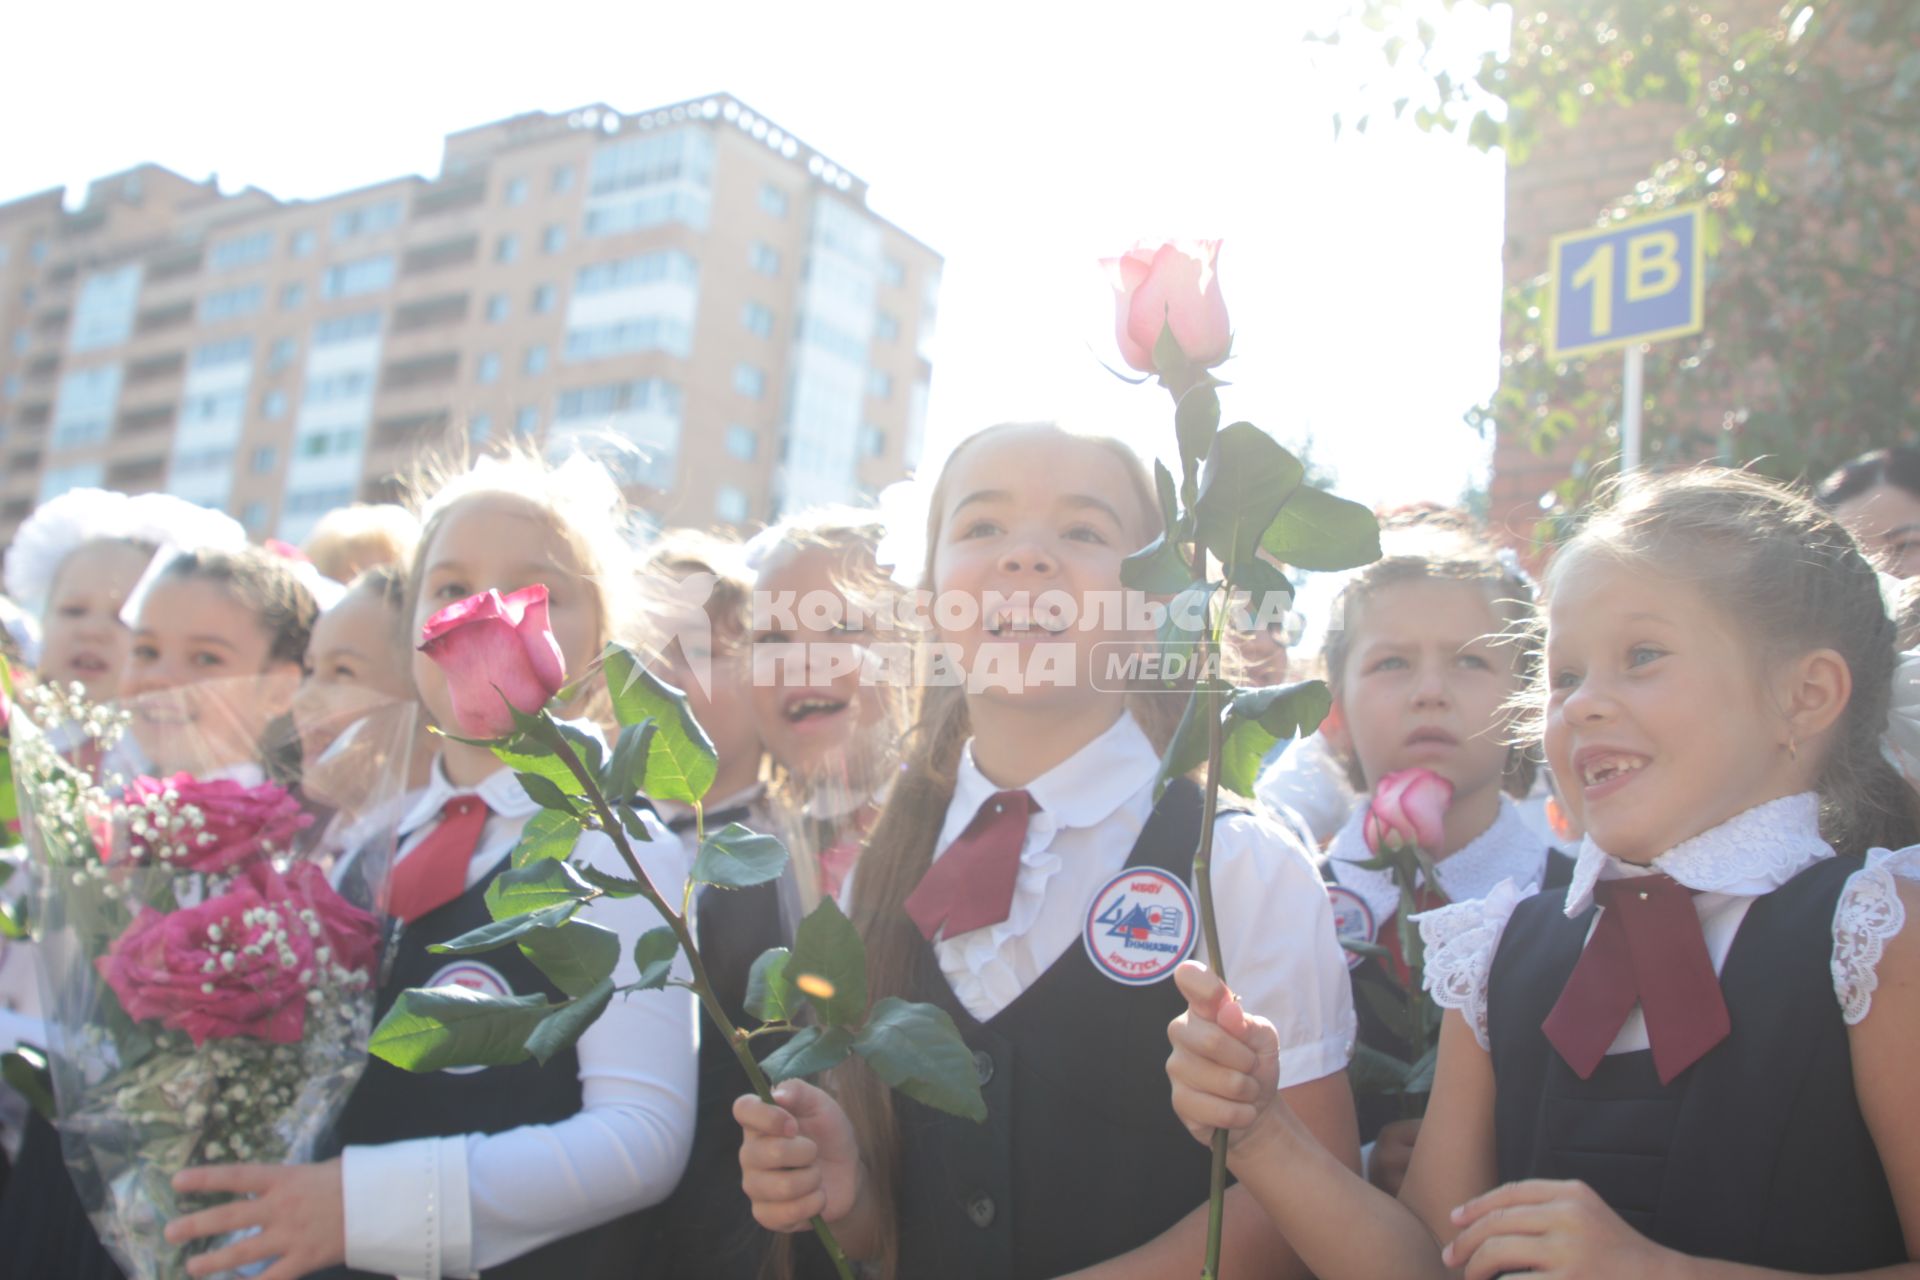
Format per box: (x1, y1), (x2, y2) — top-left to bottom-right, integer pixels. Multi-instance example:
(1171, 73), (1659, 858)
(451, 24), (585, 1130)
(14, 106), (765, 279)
(1546, 205), (1705, 361)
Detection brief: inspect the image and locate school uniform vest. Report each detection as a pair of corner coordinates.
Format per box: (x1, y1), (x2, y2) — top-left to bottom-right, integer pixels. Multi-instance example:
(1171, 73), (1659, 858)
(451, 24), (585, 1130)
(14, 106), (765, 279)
(875, 778), (1214, 1280)
(1488, 857), (1906, 1272)
(1342, 849), (1573, 1143)
(325, 854), (661, 1280)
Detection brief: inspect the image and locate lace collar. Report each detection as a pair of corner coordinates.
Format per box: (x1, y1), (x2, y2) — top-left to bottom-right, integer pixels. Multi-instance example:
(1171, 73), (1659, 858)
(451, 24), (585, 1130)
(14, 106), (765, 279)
(1327, 793), (1552, 927)
(1564, 791), (1832, 917)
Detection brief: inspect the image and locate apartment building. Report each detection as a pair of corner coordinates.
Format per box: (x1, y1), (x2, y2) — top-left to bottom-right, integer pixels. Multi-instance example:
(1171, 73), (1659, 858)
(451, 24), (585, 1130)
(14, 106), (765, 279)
(0, 94), (940, 545)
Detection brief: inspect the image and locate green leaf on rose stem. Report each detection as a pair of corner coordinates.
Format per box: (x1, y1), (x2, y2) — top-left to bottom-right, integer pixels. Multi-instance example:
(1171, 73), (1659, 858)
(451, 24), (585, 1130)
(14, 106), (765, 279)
(600, 644), (718, 806)
(0, 751), (15, 826)
(616, 803), (655, 843)
(632, 926), (679, 990)
(1259, 483), (1383, 573)
(1404, 1045), (1439, 1095)
(1218, 718), (1280, 798)
(429, 900), (583, 955)
(511, 810), (582, 869)
(1339, 935), (1391, 961)
(759, 1024), (856, 1083)
(1175, 382), (1221, 496)
(525, 977), (615, 1066)
(1155, 581), (1213, 687)
(556, 720), (606, 778)
(370, 985), (549, 1072)
(603, 720), (657, 802)
(1120, 534), (1194, 595)
(1153, 457), (1191, 543)
(483, 859), (597, 921)
(1227, 680), (1333, 743)
(1226, 556), (1293, 608)
(787, 897), (869, 1027)
(515, 771), (579, 815)
(576, 862), (647, 898)
(1192, 424), (1304, 567)
(1348, 1042), (1418, 1095)
(692, 823), (789, 889)
(518, 918), (622, 997)
(744, 947), (793, 1022)
(1357, 980), (1421, 1049)
(1154, 677), (1231, 800)
(850, 997), (988, 1123)
(1, 1047), (53, 1122)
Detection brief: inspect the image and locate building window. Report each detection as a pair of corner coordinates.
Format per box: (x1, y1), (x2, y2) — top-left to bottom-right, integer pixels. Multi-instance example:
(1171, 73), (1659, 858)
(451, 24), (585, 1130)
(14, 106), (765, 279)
(211, 231), (274, 271)
(715, 485), (749, 524)
(861, 424), (887, 458)
(468, 411), (492, 445)
(320, 254), (394, 299)
(741, 302), (774, 338)
(289, 229), (316, 258)
(759, 184), (788, 218)
(495, 234), (519, 264)
(250, 445), (277, 474)
(868, 369), (893, 400)
(725, 425), (758, 461)
(543, 225), (566, 255)
(733, 364), (765, 399)
(200, 285), (265, 322)
(477, 352), (500, 384)
(748, 242), (781, 277)
(268, 337), (298, 370)
(875, 311), (899, 342)
(486, 293), (509, 323)
(241, 501), (268, 532)
(551, 166), (575, 195)
(524, 345), (549, 376)
(280, 282), (306, 310)
(504, 178), (529, 206)
(192, 336), (253, 369)
(333, 200), (402, 241)
(880, 257), (906, 287)
(261, 390), (287, 419)
(313, 311), (381, 345)
(515, 406), (539, 436)
(532, 284), (556, 314)
(574, 250), (698, 294)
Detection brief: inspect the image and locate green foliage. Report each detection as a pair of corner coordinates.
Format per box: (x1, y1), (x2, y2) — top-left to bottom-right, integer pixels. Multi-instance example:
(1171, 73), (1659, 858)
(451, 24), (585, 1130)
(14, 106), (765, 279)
(788, 898), (869, 1027)
(1193, 425), (1305, 566)
(760, 1025), (856, 1082)
(517, 919), (621, 997)
(370, 987), (549, 1072)
(601, 644), (718, 806)
(1218, 681), (1335, 796)
(483, 859), (596, 920)
(526, 979), (615, 1066)
(604, 721), (656, 803)
(428, 900), (583, 955)
(851, 998), (990, 1123)
(692, 824), (790, 889)
(745, 948), (794, 1022)
(510, 811), (582, 869)
(632, 927), (680, 991)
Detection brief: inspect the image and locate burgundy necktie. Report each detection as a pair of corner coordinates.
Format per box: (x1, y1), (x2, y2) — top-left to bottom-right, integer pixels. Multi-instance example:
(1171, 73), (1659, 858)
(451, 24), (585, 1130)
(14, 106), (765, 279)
(904, 790), (1037, 942)
(386, 796), (490, 924)
(1542, 874), (1731, 1085)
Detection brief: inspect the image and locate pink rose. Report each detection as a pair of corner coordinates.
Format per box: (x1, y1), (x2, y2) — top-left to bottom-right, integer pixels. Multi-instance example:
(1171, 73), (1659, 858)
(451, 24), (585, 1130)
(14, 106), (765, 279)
(96, 862), (320, 1046)
(280, 861), (381, 980)
(417, 585), (567, 739)
(122, 774), (314, 874)
(1100, 239), (1232, 373)
(1363, 768), (1454, 857)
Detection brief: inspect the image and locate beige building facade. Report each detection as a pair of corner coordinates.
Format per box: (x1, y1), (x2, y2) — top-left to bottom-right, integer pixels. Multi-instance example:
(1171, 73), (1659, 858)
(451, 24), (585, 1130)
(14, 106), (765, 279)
(0, 94), (940, 546)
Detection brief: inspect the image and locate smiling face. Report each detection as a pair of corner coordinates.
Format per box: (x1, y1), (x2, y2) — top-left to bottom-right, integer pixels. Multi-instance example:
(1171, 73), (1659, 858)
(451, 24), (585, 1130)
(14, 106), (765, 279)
(1331, 577), (1521, 811)
(410, 495), (602, 756)
(748, 543), (888, 781)
(1542, 551), (1802, 863)
(927, 426), (1155, 712)
(38, 540), (152, 701)
(121, 576), (301, 774)
(292, 585), (413, 769)
(1830, 482), (1920, 579)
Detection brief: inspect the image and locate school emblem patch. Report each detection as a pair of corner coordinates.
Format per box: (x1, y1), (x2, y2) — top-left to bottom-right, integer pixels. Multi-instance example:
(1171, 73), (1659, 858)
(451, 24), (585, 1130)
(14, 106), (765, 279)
(1082, 866), (1197, 986)
(425, 961), (515, 1074)
(1326, 885), (1376, 972)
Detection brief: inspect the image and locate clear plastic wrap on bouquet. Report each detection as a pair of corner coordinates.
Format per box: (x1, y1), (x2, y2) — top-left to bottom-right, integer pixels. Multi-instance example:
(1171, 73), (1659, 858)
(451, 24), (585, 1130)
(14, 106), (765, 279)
(8, 673), (417, 1280)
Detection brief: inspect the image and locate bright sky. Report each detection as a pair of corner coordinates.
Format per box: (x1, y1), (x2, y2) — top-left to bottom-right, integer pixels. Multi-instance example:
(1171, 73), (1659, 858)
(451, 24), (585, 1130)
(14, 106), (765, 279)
(2, 0), (1506, 514)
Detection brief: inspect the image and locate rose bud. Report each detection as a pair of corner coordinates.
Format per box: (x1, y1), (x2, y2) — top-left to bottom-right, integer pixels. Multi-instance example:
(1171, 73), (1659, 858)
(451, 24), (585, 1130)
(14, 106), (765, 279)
(1362, 767), (1454, 858)
(417, 585), (567, 739)
(1099, 239), (1232, 375)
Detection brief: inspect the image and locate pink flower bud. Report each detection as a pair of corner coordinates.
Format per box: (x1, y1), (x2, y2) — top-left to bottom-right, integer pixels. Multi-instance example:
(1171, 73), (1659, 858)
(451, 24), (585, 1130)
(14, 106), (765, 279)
(1099, 239), (1232, 374)
(1362, 768), (1454, 857)
(417, 585), (567, 739)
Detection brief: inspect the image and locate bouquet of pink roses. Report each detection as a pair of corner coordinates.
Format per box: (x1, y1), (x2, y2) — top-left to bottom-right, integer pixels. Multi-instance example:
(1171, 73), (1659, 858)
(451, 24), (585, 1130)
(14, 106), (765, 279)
(6, 674), (415, 1280)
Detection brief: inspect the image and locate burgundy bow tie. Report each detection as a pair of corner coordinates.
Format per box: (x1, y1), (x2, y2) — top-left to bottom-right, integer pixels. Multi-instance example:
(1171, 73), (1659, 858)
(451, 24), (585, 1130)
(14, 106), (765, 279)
(1542, 874), (1731, 1085)
(904, 790), (1037, 943)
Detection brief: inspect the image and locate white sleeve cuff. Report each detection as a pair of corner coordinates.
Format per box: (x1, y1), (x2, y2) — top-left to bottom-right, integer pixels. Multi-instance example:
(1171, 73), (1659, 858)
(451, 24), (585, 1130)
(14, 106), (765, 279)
(1276, 1027), (1356, 1089)
(343, 1136), (475, 1278)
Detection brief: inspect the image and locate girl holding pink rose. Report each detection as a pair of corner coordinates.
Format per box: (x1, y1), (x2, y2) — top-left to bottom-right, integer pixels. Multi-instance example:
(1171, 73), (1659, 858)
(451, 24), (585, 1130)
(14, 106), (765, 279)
(736, 422), (1358, 1280)
(166, 452), (697, 1280)
(1313, 510), (1571, 1193)
(1168, 470), (1920, 1278)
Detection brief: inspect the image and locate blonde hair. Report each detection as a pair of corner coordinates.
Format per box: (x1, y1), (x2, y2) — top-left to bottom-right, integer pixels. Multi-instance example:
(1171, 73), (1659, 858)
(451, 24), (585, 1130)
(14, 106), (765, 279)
(826, 422), (1179, 1278)
(303, 503), (421, 584)
(1321, 507), (1541, 798)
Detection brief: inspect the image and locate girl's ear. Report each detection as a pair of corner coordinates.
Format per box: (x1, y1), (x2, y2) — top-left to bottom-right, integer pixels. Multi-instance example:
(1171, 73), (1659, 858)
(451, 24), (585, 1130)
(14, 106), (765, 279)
(1320, 696), (1352, 756)
(1780, 647), (1852, 750)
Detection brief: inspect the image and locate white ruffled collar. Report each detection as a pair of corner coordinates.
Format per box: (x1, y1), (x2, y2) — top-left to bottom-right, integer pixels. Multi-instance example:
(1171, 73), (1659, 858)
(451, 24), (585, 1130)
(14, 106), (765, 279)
(1328, 793), (1552, 928)
(1564, 791), (1832, 917)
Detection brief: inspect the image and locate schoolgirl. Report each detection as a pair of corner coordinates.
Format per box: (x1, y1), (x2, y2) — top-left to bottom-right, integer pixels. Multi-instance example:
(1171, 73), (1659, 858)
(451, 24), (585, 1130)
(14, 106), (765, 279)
(167, 453), (697, 1279)
(1314, 510), (1570, 1192)
(1169, 469), (1920, 1277)
(737, 422), (1359, 1279)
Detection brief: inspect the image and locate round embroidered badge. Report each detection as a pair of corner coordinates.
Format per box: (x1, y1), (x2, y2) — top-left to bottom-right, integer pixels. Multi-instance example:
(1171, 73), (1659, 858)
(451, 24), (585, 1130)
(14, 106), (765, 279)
(1082, 866), (1198, 986)
(1326, 884), (1377, 972)
(425, 961), (516, 1074)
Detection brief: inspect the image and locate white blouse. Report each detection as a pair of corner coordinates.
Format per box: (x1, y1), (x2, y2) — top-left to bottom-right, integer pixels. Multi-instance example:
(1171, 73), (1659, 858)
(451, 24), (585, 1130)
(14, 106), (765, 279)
(341, 755), (697, 1279)
(1417, 792), (1917, 1051)
(930, 712), (1356, 1089)
(1325, 792), (1555, 932)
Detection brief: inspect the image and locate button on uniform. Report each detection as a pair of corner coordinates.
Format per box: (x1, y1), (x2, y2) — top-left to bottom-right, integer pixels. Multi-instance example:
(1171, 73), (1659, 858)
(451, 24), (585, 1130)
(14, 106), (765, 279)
(972, 1049), (994, 1086)
(965, 1192), (996, 1229)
